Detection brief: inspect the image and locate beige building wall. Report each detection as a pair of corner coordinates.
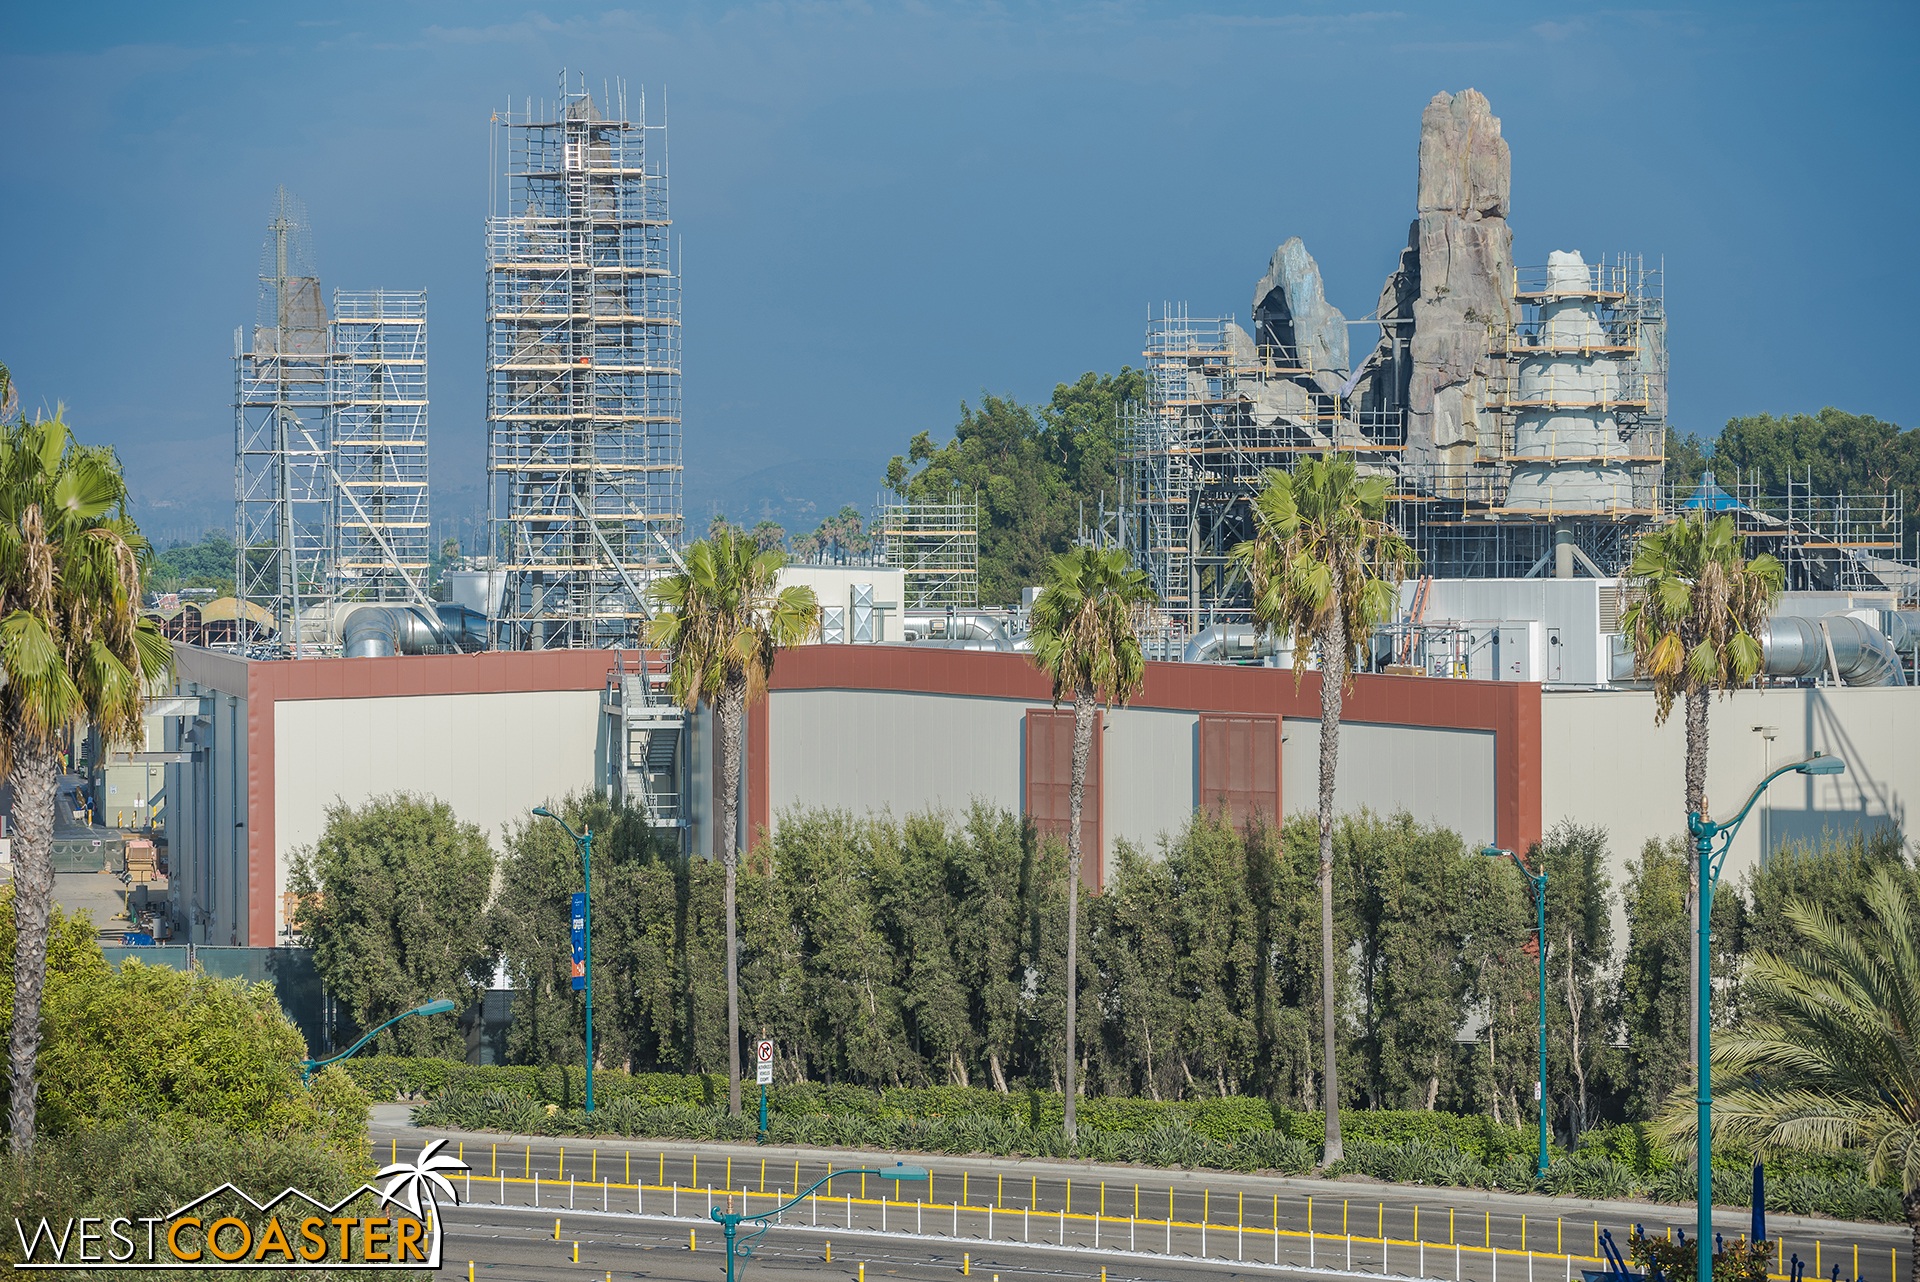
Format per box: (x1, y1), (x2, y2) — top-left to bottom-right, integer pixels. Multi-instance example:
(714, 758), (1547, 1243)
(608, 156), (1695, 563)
(1281, 718), (1499, 848)
(765, 689), (1206, 874)
(272, 690), (605, 936)
(1541, 687), (1920, 940)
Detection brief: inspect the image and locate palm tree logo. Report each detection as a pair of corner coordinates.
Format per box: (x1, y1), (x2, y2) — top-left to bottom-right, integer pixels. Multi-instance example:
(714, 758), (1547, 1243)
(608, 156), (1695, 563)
(376, 1138), (470, 1218)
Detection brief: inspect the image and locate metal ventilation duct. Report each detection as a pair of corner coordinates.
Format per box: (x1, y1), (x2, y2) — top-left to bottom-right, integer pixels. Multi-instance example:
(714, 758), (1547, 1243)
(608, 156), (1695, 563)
(342, 604), (492, 658)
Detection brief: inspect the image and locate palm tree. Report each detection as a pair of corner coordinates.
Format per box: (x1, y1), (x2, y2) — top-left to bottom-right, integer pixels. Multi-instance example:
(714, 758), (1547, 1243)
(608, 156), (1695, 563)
(1621, 512), (1781, 1071)
(1231, 458), (1411, 1163)
(1659, 868), (1920, 1281)
(0, 404), (172, 1151)
(1028, 545), (1155, 1139)
(647, 530), (816, 1116)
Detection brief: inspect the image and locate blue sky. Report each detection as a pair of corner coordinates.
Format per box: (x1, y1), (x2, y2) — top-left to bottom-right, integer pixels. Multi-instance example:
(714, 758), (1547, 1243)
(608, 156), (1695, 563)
(2, 1), (1915, 542)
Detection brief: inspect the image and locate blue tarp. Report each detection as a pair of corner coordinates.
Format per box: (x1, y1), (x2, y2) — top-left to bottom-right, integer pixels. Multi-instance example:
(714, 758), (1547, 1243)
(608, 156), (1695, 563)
(1684, 471), (1743, 511)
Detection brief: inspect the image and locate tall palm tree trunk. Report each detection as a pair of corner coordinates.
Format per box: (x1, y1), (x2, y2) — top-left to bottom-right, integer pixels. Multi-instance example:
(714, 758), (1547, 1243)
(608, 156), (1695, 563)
(716, 676), (747, 1116)
(8, 736), (59, 1151)
(1317, 609), (1347, 1165)
(1904, 1191), (1920, 1282)
(1683, 685), (1708, 1073)
(1063, 686), (1094, 1140)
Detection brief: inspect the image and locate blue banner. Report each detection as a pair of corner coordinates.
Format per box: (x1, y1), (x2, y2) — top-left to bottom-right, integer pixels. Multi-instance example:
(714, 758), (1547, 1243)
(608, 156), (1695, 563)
(570, 893), (586, 991)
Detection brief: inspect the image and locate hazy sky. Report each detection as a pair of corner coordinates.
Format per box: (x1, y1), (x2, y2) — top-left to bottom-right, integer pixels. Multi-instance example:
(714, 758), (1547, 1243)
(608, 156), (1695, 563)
(2, 2), (1915, 541)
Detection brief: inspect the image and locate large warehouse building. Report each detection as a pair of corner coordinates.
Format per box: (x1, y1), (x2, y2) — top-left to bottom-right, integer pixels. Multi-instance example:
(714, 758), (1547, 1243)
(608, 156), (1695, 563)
(165, 642), (1898, 949)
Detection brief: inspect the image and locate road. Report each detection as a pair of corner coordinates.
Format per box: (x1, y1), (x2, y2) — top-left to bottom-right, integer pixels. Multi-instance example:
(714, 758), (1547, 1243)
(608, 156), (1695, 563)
(372, 1111), (1905, 1282)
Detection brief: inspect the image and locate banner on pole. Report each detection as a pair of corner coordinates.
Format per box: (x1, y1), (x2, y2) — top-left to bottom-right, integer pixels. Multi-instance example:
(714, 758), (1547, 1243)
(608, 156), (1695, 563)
(571, 893), (586, 991)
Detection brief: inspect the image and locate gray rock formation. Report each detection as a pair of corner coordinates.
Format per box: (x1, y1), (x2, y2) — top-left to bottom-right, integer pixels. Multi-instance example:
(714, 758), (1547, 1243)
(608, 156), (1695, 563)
(1405, 89), (1514, 474)
(1347, 90), (1514, 478)
(1252, 237), (1349, 396)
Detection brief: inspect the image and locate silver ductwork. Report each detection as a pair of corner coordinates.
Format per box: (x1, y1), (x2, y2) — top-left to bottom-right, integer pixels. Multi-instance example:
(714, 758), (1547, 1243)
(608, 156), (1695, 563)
(903, 614), (1015, 651)
(1608, 611), (1907, 687)
(342, 604), (491, 658)
(1183, 623), (1276, 664)
(1761, 613), (1905, 686)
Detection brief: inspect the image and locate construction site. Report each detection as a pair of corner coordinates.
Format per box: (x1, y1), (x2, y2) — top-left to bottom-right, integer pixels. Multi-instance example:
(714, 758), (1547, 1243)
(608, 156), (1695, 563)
(131, 81), (1920, 948)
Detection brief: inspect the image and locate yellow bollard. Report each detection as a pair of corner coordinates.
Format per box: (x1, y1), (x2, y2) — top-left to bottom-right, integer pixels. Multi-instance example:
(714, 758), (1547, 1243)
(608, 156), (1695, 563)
(1451, 1207), (1456, 1244)
(1522, 1213), (1527, 1250)
(826, 1241), (832, 1262)
(1102, 1271), (1107, 1282)
(393, 1139), (399, 1164)
(692, 1154), (697, 1186)
(963, 1252), (970, 1275)
(492, 1143), (498, 1176)
(690, 1230), (696, 1251)
(1378, 1203), (1383, 1240)
(859, 1264), (865, 1282)
(468, 1264), (475, 1282)
(626, 1152), (630, 1184)
(553, 1219), (560, 1241)
(1558, 1218), (1563, 1253)
(559, 1147), (565, 1179)
(572, 1243), (579, 1264)
(761, 1158), (767, 1193)
(592, 1150), (597, 1181)
(526, 1146), (531, 1179)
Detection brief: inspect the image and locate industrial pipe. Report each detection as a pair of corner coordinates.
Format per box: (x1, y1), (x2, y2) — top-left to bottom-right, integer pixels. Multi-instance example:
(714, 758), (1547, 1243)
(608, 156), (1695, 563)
(903, 615), (1014, 651)
(342, 604), (491, 658)
(1182, 623), (1273, 664)
(1759, 613), (1905, 686)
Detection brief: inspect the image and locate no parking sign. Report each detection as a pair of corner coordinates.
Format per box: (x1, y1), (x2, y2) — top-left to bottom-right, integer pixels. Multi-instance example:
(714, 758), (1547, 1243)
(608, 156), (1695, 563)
(755, 1039), (773, 1085)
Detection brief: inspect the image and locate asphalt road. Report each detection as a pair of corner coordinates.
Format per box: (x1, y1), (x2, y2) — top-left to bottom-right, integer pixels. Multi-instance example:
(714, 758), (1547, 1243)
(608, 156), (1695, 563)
(373, 1111), (1906, 1282)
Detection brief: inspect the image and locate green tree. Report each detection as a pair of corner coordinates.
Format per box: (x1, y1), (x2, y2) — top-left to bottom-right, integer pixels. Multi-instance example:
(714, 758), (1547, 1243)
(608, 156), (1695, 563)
(1704, 409), (1920, 556)
(748, 520), (787, 554)
(1621, 512), (1782, 1070)
(149, 529), (239, 597)
(0, 406), (171, 1151)
(1739, 825), (1909, 964)
(886, 370), (1143, 604)
(648, 532), (817, 1114)
(1459, 843), (1536, 1126)
(1665, 428), (1712, 496)
(488, 791), (681, 1077)
(1345, 812), (1469, 1112)
(1538, 822), (1616, 1136)
(290, 794), (496, 1059)
(1664, 868), (1920, 1277)
(1232, 458), (1411, 1162)
(1028, 546), (1153, 1137)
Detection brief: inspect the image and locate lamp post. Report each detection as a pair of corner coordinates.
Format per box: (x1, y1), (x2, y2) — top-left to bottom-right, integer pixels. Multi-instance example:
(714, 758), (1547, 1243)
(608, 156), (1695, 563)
(533, 806), (596, 1112)
(301, 998), (456, 1081)
(1481, 845), (1548, 1177)
(1689, 751), (1845, 1282)
(710, 1162), (931, 1282)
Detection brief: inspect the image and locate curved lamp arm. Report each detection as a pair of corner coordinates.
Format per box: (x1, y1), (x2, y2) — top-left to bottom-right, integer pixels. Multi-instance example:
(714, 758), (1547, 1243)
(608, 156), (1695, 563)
(302, 998), (456, 1082)
(533, 805), (584, 845)
(710, 1164), (932, 1258)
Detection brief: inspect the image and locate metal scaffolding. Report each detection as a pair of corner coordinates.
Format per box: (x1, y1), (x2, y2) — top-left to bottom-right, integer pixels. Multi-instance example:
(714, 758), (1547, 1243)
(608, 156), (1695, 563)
(1411, 254), (1667, 578)
(875, 502), (979, 609)
(331, 290), (429, 602)
(235, 187), (334, 650)
(487, 75), (682, 651)
(1121, 306), (1402, 631)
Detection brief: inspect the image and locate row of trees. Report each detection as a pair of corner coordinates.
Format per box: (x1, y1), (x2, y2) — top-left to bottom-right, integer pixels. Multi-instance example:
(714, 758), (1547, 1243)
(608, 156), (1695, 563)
(289, 787), (1909, 1140)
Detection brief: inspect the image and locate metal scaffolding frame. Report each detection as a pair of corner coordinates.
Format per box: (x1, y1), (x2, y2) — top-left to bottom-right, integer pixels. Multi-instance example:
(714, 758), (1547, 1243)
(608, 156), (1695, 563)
(235, 187), (334, 650)
(331, 290), (429, 602)
(487, 75), (682, 651)
(1121, 306), (1404, 631)
(1412, 255), (1667, 578)
(875, 502), (979, 609)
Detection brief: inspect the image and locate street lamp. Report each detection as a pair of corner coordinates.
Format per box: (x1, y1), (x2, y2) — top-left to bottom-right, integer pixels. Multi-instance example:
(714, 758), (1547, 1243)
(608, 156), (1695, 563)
(710, 1162), (931, 1282)
(301, 998), (456, 1081)
(533, 805), (596, 1113)
(1481, 845), (1548, 1177)
(1689, 751), (1845, 1282)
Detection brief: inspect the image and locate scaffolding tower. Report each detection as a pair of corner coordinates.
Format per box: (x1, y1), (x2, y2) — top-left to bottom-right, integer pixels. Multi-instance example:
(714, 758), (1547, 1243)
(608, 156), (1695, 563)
(487, 76), (682, 651)
(235, 187), (334, 649)
(331, 290), (429, 601)
(875, 502), (979, 608)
